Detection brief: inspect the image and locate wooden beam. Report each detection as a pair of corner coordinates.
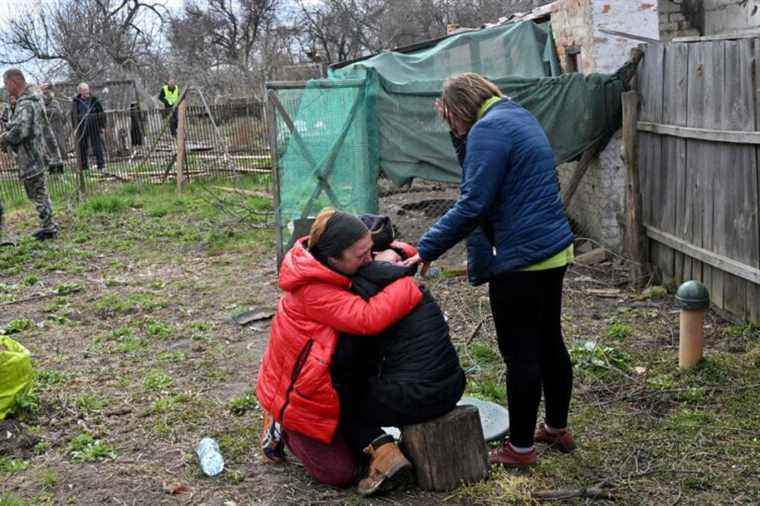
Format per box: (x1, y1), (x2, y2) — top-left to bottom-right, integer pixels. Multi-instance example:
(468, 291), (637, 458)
(598, 28), (661, 45)
(637, 121), (760, 144)
(673, 31), (760, 43)
(645, 226), (760, 285)
(623, 91), (648, 287)
(175, 100), (187, 193)
(562, 147), (598, 209)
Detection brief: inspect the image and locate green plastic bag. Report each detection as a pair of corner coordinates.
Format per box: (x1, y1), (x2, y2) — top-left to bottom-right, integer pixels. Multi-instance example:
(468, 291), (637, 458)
(0, 336), (33, 420)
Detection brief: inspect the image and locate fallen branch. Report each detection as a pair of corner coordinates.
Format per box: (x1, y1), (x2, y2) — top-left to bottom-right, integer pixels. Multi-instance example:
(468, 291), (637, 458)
(465, 318), (487, 345)
(0, 292), (57, 306)
(105, 407), (133, 417)
(532, 486), (616, 501)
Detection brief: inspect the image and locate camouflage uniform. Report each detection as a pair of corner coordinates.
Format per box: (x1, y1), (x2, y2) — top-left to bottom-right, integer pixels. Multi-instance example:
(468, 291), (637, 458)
(0, 101), (12, 241)
(0, 86), (58, 237)
(37, 86), (65, 171)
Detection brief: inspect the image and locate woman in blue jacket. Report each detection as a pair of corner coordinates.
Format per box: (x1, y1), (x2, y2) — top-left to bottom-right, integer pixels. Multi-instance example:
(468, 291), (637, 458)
(404, 73), (576, 466)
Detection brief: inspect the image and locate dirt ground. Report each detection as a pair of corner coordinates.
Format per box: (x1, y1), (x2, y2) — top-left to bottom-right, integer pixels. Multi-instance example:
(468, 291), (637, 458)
(1, 181), (758, 505)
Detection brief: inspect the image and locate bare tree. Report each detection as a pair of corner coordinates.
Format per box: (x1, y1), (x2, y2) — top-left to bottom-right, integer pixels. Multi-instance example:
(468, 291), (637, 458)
(294, 0), (385, 64)
(166, 0), (282, 97)
(0, 0), (167, 82)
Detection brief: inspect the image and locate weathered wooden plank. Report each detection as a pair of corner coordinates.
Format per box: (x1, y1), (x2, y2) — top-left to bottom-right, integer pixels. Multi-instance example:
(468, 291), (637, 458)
(696, 42), (722, 305)
(751, 39), (760, 325)
(648, 46), (674, 285)
(636, 122), (760, 144)
(623, 91), (647, 287)
(664, 43), (689, 285)
(645, 226), (760, 285)
(638, 44), (667, 282)
(638, 44), (659, 228)
(718, 39), (758, 320)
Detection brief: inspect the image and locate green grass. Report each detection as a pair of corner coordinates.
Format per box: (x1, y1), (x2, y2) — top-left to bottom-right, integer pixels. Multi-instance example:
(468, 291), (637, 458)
(67, 433), (117, 462)
(40, 469), (58, 489)
(607, 321), (633, 341)
(0, 457), (29, 474)
(74, 394), (108, 413)
(1, 319), (33, 334)
(143, 369), (173, 392)
(227, 392), (257, 416)
(0, 493), (30, 506)
(145, 319), (174, 339)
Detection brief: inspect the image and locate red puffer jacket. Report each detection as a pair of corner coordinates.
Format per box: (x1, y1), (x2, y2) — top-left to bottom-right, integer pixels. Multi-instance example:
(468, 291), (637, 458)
(255, 237), (423, 444)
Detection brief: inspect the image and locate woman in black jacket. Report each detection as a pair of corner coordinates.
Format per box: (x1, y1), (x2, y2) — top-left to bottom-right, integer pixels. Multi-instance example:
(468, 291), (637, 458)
(331, 218), (466, 494)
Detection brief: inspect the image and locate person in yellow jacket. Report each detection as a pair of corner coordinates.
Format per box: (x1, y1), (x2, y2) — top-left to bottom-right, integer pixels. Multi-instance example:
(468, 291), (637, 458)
(158, 79), (180, 138)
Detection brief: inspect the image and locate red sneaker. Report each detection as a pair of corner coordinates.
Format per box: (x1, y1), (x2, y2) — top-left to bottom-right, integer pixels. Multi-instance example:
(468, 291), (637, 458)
(489, 440), (538, 466)
(534, 423), (576, 453)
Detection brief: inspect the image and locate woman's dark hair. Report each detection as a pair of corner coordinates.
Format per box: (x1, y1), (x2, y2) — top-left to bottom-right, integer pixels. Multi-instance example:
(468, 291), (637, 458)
(308, 208), (369, 262)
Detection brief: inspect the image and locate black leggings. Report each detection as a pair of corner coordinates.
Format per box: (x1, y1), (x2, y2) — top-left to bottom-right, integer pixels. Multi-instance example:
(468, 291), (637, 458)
(488, 266), (573, 447)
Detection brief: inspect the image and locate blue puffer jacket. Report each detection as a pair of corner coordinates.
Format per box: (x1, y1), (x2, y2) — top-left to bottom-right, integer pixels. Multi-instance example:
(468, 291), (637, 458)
(417, 98), (574, 285)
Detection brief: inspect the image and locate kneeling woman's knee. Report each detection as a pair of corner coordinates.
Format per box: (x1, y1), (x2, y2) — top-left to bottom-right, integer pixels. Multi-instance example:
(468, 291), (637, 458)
(307, 459), (357, 488)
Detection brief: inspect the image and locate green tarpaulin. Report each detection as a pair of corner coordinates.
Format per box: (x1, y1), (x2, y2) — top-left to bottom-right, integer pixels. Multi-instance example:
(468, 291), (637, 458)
(272, 21), (625, 251)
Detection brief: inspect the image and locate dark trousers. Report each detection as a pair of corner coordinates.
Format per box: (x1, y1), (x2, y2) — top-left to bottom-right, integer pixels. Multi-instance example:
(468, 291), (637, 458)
(166, 107), (178, 137)
(331, 335), (434, 456)
(77, 126), (105, 170)
(488, 266), (573, 447)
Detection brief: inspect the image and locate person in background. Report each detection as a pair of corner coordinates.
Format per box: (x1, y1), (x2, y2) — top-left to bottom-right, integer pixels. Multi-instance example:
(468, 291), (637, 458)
(0, 69), (59, 242)
(39, 84), (65, 173)
(70, 82), (106, 172)
(404, 73), (577, 466)
(158, 78), (180, 138)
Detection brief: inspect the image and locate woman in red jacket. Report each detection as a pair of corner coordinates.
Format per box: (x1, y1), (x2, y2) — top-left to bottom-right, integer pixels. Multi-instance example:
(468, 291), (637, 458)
(256, 209), (423, 494)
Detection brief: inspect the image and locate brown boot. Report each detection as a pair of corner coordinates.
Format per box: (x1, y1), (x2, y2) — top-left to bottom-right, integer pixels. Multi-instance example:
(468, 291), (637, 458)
(357, 437), (413, 496)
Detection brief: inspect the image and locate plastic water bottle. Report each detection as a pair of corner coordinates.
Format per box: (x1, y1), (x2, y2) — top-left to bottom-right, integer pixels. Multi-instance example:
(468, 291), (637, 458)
(196, 437), (224, 476)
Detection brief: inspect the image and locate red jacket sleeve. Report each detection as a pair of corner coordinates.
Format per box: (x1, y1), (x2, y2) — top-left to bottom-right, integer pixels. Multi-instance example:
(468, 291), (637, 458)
(390, 240), (417, 259)
(299, 277), (422, 335)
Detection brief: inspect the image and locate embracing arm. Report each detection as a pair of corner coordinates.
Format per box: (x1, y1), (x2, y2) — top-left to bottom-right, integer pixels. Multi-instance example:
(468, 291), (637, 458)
(300, 277), (422, 335)
(417, 124), (510, 262)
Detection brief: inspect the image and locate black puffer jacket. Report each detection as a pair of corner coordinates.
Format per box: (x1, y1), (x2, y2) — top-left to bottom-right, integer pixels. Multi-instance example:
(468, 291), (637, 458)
(345, 261), (465, 418)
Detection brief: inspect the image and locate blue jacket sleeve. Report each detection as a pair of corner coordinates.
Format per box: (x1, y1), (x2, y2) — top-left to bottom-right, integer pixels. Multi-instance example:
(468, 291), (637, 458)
(418, 123), (510, 262)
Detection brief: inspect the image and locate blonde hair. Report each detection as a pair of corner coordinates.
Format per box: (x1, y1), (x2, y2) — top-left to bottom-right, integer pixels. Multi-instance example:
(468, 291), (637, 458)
(441, 73), (504, 131)
(309, 208), (337, 251)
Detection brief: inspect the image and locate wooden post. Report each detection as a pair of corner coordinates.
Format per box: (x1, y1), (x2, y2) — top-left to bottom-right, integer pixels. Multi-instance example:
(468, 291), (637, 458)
(267, 89), (284, 268)
(401, 406), (489, 492)
(175, 100), (187, 193)
(562, 146), (598, 210)
(622, 90), (647, 287)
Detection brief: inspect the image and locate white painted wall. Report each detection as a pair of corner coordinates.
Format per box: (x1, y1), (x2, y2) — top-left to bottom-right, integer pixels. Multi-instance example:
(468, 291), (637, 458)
(590, 0), (660, 72)
(703, 0), (760, 34)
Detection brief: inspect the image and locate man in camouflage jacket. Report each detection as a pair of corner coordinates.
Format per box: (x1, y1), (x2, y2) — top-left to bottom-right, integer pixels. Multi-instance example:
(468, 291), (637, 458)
(38, 84), (65, 173)
(0, 69), (59, 243)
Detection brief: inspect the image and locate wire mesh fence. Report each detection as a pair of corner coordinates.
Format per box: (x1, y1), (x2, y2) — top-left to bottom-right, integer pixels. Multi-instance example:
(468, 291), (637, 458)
(0, 99), (273, 208)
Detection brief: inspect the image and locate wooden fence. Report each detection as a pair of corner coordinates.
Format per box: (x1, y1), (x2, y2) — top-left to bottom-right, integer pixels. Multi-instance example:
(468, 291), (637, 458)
(637, 35), (760, 324)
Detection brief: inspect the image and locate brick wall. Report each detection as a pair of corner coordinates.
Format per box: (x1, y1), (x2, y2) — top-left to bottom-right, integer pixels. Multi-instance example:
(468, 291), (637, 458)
(659, 0), (700, 40)
(552, 1), (658, 252)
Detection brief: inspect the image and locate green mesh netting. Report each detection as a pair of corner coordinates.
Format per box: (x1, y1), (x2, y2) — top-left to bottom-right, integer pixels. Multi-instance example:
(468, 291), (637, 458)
(276, 79), (378, 233)
(272, 20), (624, 255)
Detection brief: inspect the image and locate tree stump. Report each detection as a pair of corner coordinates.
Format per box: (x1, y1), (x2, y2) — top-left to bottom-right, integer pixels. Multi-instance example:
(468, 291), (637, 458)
(401, 405), (489, 491)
